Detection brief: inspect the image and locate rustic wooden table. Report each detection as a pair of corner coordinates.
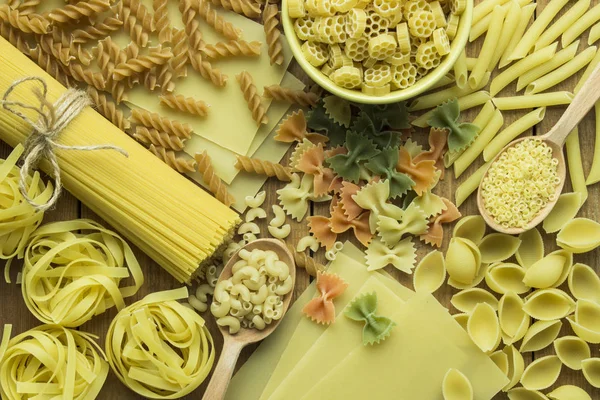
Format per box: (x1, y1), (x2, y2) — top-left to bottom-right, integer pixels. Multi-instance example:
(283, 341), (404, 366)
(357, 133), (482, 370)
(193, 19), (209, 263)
(2, 1), (600, 398)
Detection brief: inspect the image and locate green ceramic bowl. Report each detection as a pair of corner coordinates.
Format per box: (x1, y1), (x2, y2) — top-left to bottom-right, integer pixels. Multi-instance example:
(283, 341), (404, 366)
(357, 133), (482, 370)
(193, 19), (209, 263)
(281, 2), (473, 104)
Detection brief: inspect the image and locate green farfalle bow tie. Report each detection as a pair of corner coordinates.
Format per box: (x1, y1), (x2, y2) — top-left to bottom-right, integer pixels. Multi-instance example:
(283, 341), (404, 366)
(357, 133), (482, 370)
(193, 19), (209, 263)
(344, 291), (396, 346)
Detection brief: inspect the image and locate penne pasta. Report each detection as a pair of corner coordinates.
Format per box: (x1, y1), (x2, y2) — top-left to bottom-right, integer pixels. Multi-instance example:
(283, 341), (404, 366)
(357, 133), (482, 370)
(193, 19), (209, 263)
(455, 162), (491, 207)
(566, 128), (588, 204)
(492, 92), (574, 110)
(509, 0), (570, 61)
(586, 102), (600, 185)
(455, 50), (468, 88)
(469, 6), (507, 89)
(574, 47), (600, 93)
(562, 3), (600, 47)
(526, 46), (597, 94)
(454, 109), (504, 178)
(472, 0), (512, 26)
(466, 57), (478, 70)
(535, 0), (590, 50)
(430, 74), (455, 90)
(590, 21), (600, 45)
(409, 73), (491, 112)
(490, 43), (558, 96)
(469, 0), (532, 42)
(489, 1), (522, 71)
(483, 107), (546, 161)
(499, 3), (537, 68)
(517, 41), (580, 91)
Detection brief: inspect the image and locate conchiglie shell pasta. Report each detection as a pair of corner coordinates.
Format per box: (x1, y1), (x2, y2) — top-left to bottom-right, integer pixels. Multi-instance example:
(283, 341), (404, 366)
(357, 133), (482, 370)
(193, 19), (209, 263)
(486, 263), (529, 295)
(490, 350), (509, 376)
(507, 388), (550, 400)
(520, 320), (563, 353)
(568, 263), (600, 303)
(478, 234), (521, 264)
(445, 238), (481, 285)
(448, 263), (489, 290)
(442, 369), (473, 400)
(582, 358), (600, 388)
(467, 303), (501, 353)
(515, 228), (544, 269)
(522, 252), (571, 289)
(543, 192), (583, 234)
(547, 385), (592, 400)
(567, 316), (600, 344)
(557, 218), (600, 253)
(498, 291), (530, 345)
(453, 313), (469, 331)
(548, 250), (574, 288)
(453, 215), (486, 245)
(522, 289), (575, 320)
(554, 336), (591, 370)
(520, 355), (562, 391)
(503, 344), (525, 391)
(451, 288), (499, 313)
(413, 250), (446, 294)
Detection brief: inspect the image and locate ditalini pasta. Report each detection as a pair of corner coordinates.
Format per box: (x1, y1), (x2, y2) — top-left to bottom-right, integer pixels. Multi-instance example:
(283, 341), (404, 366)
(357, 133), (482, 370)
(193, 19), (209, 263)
(520, 355), (562, 391)
(0, 324), (108, 400)
(554, 335), (591, 370)
(508, 0), (570, 60)
(557, 218), (600, 253)
(535, 0), (590, 50)
(520, 319), (563, 353)
(568, 263), (600, 303)
(442, 369), (473, 400)
(0, 39), (240, 284)
(542, 192), (583, 233)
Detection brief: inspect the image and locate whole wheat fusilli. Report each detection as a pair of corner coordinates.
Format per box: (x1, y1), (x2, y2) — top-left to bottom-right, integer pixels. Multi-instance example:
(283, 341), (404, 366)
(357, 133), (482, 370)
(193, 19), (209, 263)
(209, 0), (261, 18)
(262, 4), (283, 66)
(72, 13), (122, 44)
(194, 0), (241, 40)
(153, 0), (171, 43)
(28, 46), (73, 87)
(159, 94), (209, 116)
(0, 5), (49, 34)
(0, 21), (30, 53)
(15, 0), (40, 16)
(263, 85), (320, 107)
(201, 40), (261, 59)
(156, 63), (176, 93)
(131, 108), (193, 139)
(189, 50), (228, 87)
(47, 0), (111, 24)
(236, 71), (268, 126)
(170, 28), (189, 78)
(180, 0), (204, 50)
(87, 87), (131, 132)
(149, 144), (197, 173)
(235, 155), (293, 181)
(112, 46), (173, 82)
(121, 0), (154, 47)
(68, 61), (106, 90)
(286, 243), (326, 277)
(195, 151), (235, 206)
(134, 126), (185, 151)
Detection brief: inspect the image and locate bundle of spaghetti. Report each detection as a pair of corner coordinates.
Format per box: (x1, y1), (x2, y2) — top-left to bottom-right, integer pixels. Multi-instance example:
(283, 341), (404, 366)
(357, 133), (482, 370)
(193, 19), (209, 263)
(28, 45), (73, 87)
(0, 21), (30, 53)
(195, 151), (235, 206)
(209, 0), (261, 18)
(121, 0), (154, 47)
(46, 0), (111, 24)
(134, 126), (185, 150)
(67, 60), (106, 90)
(0, 324), (109, 400)
(0, 144), (51, 260)
(19, 219), (144, 327)
(194, 0), (242, 40)
(263, 84), (319, 107)
(72, 12), (123, 44)
(130, 108), (193, 139)
(286, 243), (326, 277)
(149, 144), (197, 172)
(189, 49), (228, 86)
(235, 155), (293, 181)
(236, 70), (269, 125)
(153, 0), (171, 43)
(201, 39), (262, 59)
(0, 4), (49, 34)
(87, 87), (130, 131)
(105, 288), (215, 398)
(0, 36), (240, 283)
(112, 45), (173, 82)
(159, 93), (210, 116)
(180, 0), (205, 50)
(262, 4), (283, 66)
(170, 28), (189, 78)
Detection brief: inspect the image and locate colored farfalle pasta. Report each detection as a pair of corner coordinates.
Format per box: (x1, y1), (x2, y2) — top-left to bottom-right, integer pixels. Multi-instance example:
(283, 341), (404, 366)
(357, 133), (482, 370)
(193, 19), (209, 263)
(302, 271), (348, 324)
(344, 291), (396, 345)
(288, 0), (463, 94)
(210, 248), (294, 333)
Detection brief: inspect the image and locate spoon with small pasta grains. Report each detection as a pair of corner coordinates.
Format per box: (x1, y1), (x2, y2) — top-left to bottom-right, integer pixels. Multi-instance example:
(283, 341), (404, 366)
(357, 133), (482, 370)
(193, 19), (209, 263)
(477, 61), (600, 235)
(202, 239), (295, 400)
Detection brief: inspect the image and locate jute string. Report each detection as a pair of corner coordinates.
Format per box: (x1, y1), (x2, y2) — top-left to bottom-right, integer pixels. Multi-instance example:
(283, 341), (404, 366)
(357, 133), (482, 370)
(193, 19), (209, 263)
(0, 77), (128, 211)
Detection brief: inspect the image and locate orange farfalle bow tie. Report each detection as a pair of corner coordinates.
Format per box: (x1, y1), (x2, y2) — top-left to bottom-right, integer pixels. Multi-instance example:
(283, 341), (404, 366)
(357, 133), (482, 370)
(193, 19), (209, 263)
(420, 197), (462, 247)
(303, 271), (349, 324)
(297, 143), (336, 196)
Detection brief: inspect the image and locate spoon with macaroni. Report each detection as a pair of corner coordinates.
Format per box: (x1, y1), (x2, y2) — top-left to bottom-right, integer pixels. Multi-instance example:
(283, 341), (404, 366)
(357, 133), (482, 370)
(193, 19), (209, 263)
(202, 238), (296, 400)
(477, 62), (600, 235)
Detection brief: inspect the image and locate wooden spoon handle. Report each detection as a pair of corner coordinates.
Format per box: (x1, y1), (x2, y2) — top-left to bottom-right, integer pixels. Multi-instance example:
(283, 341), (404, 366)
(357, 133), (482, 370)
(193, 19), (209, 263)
(546, 60), (600, 146)
(202, 338), (245, 400)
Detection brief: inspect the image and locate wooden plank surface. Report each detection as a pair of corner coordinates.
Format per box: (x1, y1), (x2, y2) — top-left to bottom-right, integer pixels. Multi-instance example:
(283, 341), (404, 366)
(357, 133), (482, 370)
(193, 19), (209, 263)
(2, 0), (600, 398)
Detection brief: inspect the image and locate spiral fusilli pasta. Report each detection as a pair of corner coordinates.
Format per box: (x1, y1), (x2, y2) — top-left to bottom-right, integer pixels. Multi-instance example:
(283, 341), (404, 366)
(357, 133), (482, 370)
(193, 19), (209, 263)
(133, 126), (185, 150)
(180, 0), (204, 50)
(189, 50), (228, 86)
(152, 0), (171, 43)
(169, 28), (189, 78)
(121, 0), (154, 47)
(209, 0), (261, 18)
(28, 46), (73, 87)
(236, 70), (269, 125)
(235, 155), (293, 181)
(286, 243), (326, 277)
(159, 93), (210, 116)
(47, 0), (111, 24)
(195, 151), (235, 206)
(72, 12), (123, 44)
(67, 61), (106, 90)
(131, 108), (193, 139)
(201, 39), (262, 59)
(112, 46), (173, 81)
(263, 4), (284, 65)
(263, 84), (320, 106)
(0, 4), (49, 34)
(195, 0), (242, 40)
(87, 87), (130, 132)
(149, 144), (197, 173)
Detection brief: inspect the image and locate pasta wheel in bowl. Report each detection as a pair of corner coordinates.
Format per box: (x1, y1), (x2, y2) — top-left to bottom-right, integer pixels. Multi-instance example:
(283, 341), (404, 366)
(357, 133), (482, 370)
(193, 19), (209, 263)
(282, 0), (472, 102)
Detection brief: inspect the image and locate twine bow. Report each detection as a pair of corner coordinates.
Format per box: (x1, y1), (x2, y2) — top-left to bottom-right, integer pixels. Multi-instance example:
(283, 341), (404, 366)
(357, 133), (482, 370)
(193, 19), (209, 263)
(0, 77), (128, 211)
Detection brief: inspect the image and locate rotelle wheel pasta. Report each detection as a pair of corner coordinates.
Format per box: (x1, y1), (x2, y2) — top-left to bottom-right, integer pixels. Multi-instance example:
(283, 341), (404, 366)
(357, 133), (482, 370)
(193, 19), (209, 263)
(105, 287), (215, 399)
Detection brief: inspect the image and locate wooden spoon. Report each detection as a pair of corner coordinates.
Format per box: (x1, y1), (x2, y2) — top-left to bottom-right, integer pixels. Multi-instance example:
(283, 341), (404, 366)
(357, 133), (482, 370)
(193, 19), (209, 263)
(202, 238), (296, 400)
(477, 61), (600, 235)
